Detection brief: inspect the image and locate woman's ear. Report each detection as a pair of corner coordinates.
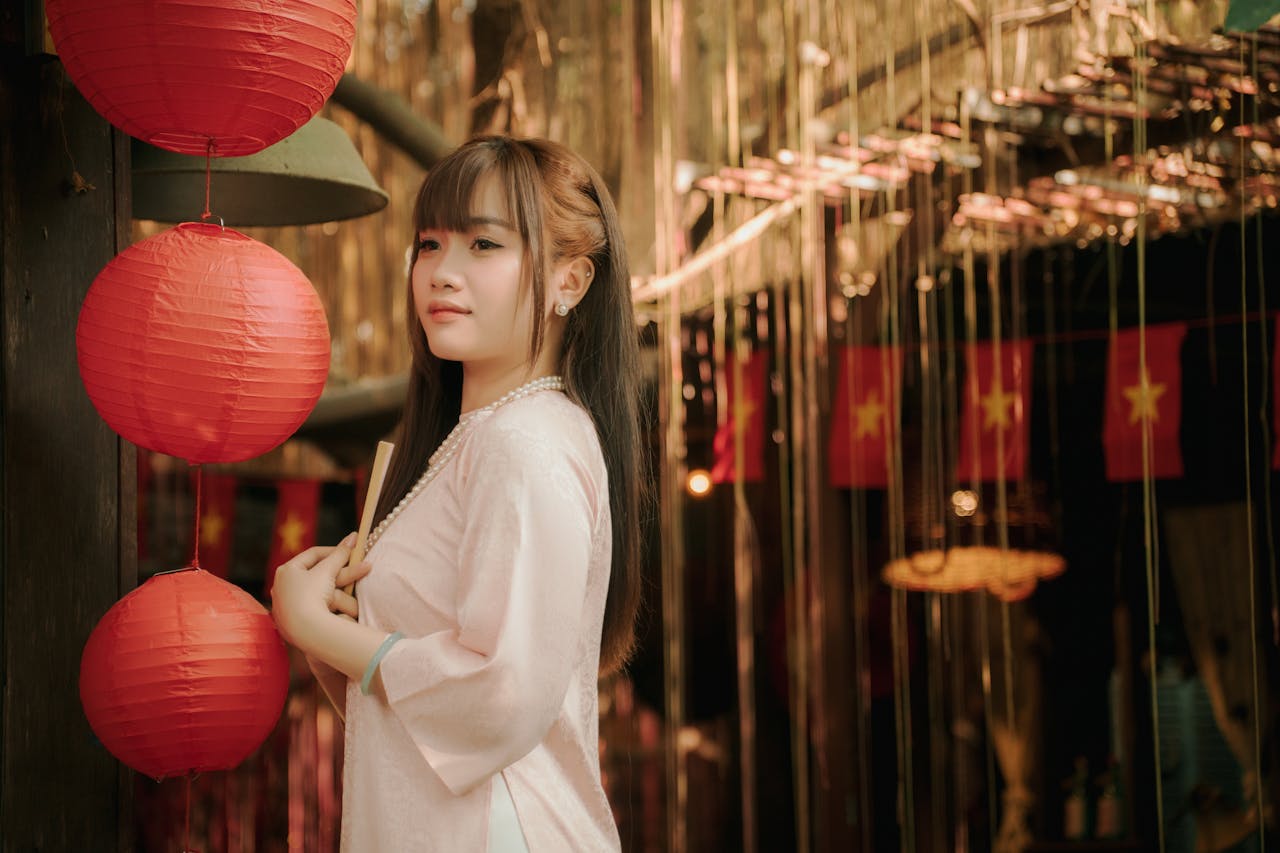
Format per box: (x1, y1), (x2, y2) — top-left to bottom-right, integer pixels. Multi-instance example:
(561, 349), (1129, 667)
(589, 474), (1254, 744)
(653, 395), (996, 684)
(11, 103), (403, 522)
(554, 256), (595, 313)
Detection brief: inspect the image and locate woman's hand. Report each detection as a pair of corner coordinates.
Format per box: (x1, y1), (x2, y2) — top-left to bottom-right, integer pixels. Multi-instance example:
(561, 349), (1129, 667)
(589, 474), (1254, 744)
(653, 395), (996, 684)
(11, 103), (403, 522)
(270, 532), (374, 652)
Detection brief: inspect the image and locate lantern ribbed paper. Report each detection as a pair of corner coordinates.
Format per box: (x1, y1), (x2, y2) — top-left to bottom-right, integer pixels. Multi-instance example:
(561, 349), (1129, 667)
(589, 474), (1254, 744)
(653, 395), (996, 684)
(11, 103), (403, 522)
(76, 222), (330, 464)
(45, 0), (357, 156)
(79, 569), (289, 780)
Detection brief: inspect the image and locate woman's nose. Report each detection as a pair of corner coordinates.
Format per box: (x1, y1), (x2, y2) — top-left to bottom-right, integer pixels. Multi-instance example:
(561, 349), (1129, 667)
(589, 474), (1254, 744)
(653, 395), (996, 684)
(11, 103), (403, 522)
(431, 271), (458, 290)
(431, 244), (463, 289)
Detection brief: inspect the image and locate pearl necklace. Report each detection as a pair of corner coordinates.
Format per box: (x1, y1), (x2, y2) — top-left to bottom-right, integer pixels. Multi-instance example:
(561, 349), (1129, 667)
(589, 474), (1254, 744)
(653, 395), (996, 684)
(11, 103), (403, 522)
(364, 375), (565, 552)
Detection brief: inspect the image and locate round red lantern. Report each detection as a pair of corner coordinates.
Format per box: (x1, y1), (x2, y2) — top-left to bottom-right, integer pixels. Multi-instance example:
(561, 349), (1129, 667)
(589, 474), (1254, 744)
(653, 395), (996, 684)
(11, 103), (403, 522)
(45, 0), (357, 156)
(79, 568), (289, 780)
(76, 222), (330, 464)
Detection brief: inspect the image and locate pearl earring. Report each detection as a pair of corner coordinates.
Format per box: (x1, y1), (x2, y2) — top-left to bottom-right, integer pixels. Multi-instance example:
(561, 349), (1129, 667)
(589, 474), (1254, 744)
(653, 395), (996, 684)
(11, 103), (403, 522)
(555, 302), (570, 317)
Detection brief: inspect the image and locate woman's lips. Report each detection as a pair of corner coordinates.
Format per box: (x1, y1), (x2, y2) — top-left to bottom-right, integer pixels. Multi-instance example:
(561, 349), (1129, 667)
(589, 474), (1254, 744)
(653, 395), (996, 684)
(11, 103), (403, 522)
(426, 301), (469, 320)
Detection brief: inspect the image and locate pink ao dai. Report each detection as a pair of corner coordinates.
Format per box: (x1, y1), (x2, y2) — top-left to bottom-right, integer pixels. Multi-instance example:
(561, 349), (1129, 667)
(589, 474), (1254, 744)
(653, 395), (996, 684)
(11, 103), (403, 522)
(341, 391), (621, 851)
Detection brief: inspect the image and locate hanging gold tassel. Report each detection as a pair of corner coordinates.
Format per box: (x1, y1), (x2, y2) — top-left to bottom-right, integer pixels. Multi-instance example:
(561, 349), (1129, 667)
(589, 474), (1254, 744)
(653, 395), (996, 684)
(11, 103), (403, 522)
(651, 0), (689, 849)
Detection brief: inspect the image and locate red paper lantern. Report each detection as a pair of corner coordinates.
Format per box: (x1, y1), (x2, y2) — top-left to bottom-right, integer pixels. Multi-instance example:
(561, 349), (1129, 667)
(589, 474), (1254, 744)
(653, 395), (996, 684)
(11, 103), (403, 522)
(79, 568), (289, 780)
(45, 0), (357, 156)
(76, 222), (330, 464)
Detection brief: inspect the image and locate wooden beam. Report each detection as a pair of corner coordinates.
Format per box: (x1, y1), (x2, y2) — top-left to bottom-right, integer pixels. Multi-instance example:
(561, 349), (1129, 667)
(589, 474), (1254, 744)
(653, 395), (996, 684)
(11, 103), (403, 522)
(0, 51), (135, 850)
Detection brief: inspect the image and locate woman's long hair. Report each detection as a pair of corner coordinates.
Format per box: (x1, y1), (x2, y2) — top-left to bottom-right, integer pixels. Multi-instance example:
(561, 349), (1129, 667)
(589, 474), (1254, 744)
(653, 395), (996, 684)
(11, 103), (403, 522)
(373, 136), (646, 674)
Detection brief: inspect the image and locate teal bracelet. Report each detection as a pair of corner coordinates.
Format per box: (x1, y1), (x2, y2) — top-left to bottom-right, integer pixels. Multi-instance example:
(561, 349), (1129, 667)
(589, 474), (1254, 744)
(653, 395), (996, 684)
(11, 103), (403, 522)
(361, 631), (404, 696)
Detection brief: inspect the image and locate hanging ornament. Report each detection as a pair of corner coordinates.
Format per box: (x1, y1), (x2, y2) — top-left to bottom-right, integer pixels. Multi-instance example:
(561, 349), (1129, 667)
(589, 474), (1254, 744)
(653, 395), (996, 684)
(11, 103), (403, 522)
(79, 568), (289, 780)
(76, 222), (330, 464)
(45, 0), (357, 156)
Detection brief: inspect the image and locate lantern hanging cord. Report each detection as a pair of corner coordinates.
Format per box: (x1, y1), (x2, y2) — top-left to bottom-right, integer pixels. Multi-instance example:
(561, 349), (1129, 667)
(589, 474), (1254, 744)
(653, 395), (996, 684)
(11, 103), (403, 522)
(190, 465), (202, 570)
(200, 140), (214, 223)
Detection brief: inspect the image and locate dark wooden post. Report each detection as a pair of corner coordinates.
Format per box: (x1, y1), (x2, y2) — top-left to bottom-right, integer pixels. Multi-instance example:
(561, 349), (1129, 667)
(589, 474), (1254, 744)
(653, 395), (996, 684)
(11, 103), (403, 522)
(1, 13), (135, 851)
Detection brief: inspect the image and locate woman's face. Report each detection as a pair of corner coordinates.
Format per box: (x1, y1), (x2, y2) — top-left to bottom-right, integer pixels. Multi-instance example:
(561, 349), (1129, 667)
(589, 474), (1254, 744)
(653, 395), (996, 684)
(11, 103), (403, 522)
(411, 174), (549, 378)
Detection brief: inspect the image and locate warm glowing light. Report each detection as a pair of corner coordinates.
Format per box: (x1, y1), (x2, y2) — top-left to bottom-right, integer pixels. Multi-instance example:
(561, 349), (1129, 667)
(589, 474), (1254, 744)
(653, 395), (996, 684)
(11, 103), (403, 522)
(686, 469), (713, 498)
(951, 489), (978, 517)
(839, 271), (858, 299)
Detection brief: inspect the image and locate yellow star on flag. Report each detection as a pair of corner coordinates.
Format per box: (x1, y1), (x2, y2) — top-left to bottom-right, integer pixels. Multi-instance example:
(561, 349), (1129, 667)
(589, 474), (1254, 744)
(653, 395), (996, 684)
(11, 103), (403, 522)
(200, 510), (225, 548)
(1122, 369), (1166, 425)
(731, 394), (757, 421)
(854, 390), (886, 439)
(277, 513), (307, 554)
(981, 383), (1016, 431)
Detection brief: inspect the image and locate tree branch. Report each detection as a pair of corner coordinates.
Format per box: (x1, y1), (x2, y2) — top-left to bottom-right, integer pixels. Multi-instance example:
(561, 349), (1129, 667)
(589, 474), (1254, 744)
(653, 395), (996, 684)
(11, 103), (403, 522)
(330, 73), (455, 169)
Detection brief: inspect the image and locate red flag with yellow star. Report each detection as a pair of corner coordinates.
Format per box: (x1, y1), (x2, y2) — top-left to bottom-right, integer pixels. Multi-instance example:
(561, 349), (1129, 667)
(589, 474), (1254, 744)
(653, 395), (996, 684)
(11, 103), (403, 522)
(829, 345), (900, 488)
(195, 471), (237, 578)
(266, 479), (321, 591)
(1104, 323), (1186, 482)
(957, 340), (1034, 483)
(711, 349), (768, 483)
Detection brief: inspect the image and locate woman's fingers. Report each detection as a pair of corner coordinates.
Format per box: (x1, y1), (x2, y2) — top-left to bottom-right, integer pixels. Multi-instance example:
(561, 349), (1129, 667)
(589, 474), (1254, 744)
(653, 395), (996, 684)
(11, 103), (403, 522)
(330, 588), (360, 619)
(288, 544), (337, 569)
(290, 532), (357, 579)
(334, 558), (374, 590)
(270, 534), (358, 600)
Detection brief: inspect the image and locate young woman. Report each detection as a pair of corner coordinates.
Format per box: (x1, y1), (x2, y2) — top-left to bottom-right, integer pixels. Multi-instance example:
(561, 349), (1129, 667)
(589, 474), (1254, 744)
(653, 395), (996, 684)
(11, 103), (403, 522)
(270, 135), (645, 851)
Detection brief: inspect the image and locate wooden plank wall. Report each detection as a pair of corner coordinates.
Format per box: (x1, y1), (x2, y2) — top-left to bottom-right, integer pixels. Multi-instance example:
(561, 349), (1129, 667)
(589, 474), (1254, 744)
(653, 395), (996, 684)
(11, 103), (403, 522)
(0, 23), (135, 852)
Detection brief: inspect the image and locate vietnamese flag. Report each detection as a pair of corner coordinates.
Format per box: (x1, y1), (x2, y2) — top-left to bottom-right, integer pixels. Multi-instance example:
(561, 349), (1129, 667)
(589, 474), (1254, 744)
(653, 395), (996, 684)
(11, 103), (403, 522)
(196, 471), (238, 578)
(829, 346), (900, 488)
(266, 479), (321, 592)
(957, 340), (1034, 483)
(711, 349), (768, 483)
(1104, 323), (1186, 482)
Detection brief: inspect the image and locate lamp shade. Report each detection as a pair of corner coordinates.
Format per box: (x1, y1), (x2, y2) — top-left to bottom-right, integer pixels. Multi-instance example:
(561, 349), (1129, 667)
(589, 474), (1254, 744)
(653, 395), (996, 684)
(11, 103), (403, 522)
(132, 116), (389, 227)
(76, 223), (330, 464)
(890, 477), (1066, 601)
(882, 546), (1066, 601)
(45, 0), (357, 156)
(79, 568), (289, 780)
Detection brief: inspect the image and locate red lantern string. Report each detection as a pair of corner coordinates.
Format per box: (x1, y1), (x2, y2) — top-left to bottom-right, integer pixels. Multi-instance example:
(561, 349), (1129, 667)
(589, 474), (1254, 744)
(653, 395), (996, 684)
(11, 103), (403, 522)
(191, 465), (202, 570)
(200, 140), (213, 223)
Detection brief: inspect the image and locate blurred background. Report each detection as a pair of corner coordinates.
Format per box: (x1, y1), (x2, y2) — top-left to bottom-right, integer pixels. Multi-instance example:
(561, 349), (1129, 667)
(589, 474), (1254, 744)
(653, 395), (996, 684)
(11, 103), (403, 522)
(7, 0), (1280, 851)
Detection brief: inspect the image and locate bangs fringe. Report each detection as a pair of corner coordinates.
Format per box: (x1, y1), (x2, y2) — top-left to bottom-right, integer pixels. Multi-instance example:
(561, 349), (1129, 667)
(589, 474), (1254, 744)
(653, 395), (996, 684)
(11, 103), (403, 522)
(414, 144), (502, 233)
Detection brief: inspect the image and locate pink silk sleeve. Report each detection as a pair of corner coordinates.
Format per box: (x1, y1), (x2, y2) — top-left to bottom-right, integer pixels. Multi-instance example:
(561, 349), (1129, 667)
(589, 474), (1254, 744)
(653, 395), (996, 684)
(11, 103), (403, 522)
(375, 417), (601, 795)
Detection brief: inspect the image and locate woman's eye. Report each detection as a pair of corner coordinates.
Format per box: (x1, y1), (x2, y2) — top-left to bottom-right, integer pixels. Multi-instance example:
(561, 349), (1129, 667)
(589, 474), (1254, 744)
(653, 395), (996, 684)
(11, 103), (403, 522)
(472, 238), (501, 251)
(416, 237), (440, 252)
